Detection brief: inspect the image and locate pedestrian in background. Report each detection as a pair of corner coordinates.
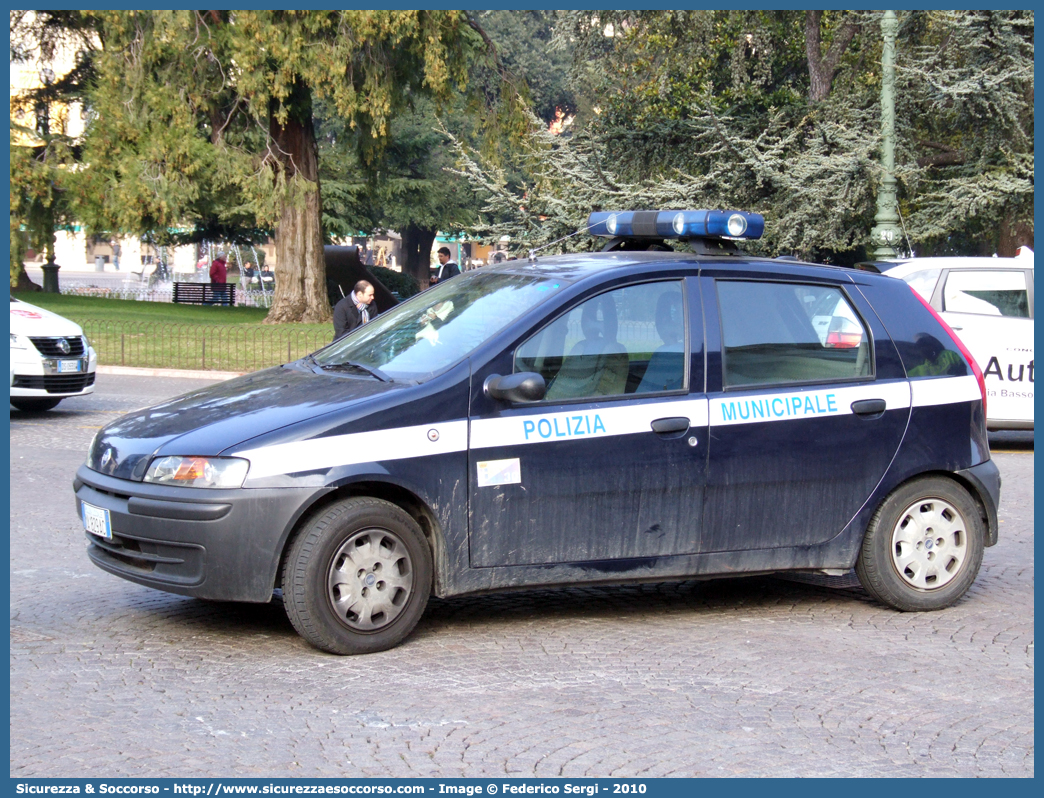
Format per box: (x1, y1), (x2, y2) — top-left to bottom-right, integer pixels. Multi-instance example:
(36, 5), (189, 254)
(209, 251), (228, 284)
(260, 264), (274, 290)
(111, 239), (121, 271)
(333, 280), (377, 340)
(208, 251), (229, 304)
(431, 246), (460, 285)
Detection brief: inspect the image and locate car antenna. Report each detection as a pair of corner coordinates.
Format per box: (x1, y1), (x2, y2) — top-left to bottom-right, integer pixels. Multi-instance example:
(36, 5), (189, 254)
(528, 218), (601, 263)
(896, 205), (914, 258)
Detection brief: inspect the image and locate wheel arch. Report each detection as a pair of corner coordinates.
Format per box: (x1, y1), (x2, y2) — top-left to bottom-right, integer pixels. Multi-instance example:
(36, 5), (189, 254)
(871, 469), (997, 547)
(274, 477), (445, 594)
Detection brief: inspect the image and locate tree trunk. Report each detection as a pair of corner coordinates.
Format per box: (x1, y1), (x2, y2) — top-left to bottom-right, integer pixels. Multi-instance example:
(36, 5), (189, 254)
(9, 227), (40, 290)
(265, 81), (330, 324)
(400, 224), (437, 290)
(805, 11), (860, 103)
(10, 262), (41, 291)
(997, 219), (1034, 258)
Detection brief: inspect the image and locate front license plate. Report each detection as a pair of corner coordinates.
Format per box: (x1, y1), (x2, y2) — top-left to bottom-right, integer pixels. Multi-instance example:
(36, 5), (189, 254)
(82, 501), (112, 539)
(58, 359), (82, 373)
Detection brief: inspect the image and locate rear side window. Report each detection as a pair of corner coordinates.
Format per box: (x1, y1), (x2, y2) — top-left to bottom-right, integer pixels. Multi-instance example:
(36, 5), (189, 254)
(943, 270), (1030, 318)
(717, 281), (872, 388)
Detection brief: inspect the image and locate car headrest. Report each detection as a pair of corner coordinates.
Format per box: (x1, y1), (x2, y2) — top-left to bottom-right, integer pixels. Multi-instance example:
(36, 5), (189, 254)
(580, 295), (619, 341)
(655, 292), (683, 345)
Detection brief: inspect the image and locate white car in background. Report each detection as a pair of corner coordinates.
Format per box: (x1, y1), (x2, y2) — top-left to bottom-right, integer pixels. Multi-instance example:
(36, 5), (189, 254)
(881, 248), (1034, 430)
(10, 297), (98, 412)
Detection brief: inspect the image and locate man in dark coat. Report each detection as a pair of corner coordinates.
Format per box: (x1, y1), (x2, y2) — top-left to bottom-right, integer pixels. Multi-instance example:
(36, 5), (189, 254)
(333, 280), (377, 340)
(431, 246), (460, 285)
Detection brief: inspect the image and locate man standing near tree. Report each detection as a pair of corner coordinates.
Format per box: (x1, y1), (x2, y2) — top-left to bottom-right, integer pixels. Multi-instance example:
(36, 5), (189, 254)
(332, 280), (377, 340)
(431, 246), (460, 285)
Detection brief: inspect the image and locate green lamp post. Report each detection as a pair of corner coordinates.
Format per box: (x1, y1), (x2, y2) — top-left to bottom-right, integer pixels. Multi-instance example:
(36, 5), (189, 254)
(870, 10), (903, 259)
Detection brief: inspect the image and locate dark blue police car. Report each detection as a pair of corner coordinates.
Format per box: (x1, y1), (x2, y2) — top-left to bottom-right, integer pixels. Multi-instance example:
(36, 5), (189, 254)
(75, 210), (1001, 654)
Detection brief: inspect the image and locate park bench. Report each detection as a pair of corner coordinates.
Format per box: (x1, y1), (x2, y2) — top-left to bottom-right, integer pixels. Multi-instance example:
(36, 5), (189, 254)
(172, 282), (236, 306)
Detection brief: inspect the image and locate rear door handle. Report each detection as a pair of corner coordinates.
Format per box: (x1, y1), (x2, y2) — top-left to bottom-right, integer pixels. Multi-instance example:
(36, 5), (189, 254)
(851, 399), (887, 416)
(651, 416), (690, 435)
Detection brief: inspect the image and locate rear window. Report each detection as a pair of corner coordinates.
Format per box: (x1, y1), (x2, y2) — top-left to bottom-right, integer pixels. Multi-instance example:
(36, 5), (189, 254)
(717, 281), (872, 388)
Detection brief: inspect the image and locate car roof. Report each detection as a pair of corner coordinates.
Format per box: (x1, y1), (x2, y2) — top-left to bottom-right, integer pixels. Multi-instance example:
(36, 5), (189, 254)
(882, 255), (1033, 279)
(483, 249), (851, 282)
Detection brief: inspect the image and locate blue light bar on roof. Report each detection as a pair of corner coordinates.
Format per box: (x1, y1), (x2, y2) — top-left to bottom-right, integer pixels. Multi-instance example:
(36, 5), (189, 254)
(587, 210), (765, 241)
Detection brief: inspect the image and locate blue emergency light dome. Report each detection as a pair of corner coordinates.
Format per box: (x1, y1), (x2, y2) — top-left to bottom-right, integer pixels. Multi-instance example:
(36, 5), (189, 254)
(587, 210), (765, 241)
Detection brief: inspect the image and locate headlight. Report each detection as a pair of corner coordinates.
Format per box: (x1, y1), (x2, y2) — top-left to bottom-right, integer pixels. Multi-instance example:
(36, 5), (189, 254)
(144, 456), (249, 488)
(10, 333), (27, 349)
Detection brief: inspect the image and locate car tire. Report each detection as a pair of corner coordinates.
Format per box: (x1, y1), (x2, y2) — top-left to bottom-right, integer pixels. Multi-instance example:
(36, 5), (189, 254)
(282, 497), (432, 655)
(856, 476), (984, 612)
(10, 397), (62, 412)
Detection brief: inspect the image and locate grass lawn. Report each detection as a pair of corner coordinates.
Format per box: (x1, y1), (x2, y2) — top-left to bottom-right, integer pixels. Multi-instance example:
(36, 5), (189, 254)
(11, 291), (271, 324)
(12, 291), (333, 372)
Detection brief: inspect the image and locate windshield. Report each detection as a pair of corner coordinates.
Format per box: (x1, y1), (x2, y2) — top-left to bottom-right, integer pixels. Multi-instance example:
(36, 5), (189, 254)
(312, 271), (566, 380)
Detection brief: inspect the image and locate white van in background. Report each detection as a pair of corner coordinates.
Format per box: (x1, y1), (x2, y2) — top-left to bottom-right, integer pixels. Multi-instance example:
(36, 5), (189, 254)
(10, 297), (98, 412)
(882, 248), (1034, 430)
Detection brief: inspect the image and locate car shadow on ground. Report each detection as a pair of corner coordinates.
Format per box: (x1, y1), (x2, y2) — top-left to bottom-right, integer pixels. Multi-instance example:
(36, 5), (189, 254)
(415, 575), (877, 638)
(112, 576), (879, 653)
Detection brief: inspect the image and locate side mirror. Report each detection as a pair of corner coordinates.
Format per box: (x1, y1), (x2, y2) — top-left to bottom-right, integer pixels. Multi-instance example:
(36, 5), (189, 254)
(483, 372), (546, 403)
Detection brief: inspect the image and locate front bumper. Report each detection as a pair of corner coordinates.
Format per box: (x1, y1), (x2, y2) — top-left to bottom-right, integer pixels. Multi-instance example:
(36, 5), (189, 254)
(11, 351), (97, 397)
(74, 465), (331, 602)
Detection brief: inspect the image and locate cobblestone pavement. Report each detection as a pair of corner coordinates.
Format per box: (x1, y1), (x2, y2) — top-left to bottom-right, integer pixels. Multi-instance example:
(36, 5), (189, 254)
(10, 375), (1034, 778)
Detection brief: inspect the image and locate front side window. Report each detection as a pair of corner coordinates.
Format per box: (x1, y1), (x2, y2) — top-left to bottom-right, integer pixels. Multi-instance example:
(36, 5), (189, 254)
(943, 270), (1030, 318)
(313, 272), (566, 381)
(515, 281), (687, 401)
(718, 281), (872, 388)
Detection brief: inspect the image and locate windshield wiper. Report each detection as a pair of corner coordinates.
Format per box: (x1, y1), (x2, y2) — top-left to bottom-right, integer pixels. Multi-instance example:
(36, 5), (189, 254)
(318, 360), (391, 382)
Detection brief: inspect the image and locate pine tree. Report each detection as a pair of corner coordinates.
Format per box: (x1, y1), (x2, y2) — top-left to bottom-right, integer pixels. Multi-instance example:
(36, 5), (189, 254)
(9, 11), (92, 289)
(896, 10), (1034, 255)
(18, 10), (521, 321)
(459, 10), (1033, 260)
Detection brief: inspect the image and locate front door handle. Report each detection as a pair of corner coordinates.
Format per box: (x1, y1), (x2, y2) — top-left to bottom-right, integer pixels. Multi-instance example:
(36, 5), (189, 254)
(651, 416), (690, 435)
(851, 399), (887, 416)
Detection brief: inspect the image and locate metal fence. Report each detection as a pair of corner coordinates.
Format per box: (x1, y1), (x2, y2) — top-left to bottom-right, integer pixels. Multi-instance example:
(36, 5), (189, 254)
(80, 321), (330, 372)
(61, 282), (274, 308)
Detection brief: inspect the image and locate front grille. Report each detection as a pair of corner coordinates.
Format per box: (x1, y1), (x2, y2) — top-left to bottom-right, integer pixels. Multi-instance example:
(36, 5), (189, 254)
(13, 372), (95, 393)
(29, 336), (86, 357)
(87, 532), (205, 586)
(89, 534), (159, 573)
